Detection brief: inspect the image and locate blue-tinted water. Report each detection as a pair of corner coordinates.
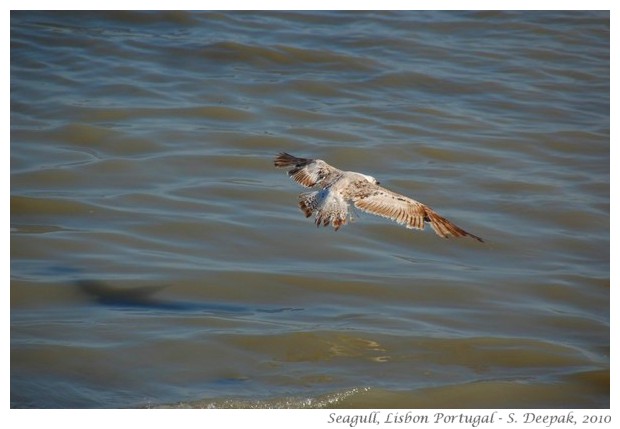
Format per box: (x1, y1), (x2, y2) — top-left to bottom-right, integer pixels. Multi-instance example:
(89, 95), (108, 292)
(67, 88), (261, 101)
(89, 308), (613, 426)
(11, 11), (609, 408)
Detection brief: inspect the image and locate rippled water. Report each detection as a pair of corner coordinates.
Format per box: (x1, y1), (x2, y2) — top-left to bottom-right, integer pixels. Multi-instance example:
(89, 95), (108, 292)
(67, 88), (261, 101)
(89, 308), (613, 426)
(11, 11), (609, 408)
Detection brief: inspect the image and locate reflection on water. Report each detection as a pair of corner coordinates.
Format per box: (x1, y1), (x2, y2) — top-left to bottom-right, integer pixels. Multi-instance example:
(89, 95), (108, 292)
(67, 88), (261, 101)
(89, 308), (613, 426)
(11, 11), (609, 408)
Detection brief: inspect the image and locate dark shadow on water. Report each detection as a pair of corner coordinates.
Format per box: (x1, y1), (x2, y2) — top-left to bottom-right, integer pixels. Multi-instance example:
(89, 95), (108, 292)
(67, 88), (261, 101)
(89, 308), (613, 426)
(75, 280), (303, 315)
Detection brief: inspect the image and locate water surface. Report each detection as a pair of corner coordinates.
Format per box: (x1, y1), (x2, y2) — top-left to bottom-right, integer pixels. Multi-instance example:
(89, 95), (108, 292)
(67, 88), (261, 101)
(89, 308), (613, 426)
(10, 10), (609, 408)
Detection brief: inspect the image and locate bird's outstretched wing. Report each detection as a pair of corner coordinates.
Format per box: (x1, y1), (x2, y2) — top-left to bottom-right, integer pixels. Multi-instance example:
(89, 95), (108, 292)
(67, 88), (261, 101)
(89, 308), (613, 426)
(274, 152), (340, 188)
(352, 184), (484, 242)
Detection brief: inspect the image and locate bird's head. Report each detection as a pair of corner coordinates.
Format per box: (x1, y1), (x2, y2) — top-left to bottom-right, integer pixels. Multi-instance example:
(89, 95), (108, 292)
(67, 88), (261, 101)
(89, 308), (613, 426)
(361, 174), (380, 185)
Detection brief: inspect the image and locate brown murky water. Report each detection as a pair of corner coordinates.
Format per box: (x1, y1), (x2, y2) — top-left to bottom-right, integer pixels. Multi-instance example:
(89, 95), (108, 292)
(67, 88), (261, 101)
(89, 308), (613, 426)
(11, 11), (609, 408)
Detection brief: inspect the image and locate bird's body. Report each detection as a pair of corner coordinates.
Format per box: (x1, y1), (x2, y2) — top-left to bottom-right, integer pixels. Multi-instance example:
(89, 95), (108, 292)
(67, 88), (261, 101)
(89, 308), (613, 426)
(274, 152), (483, 242)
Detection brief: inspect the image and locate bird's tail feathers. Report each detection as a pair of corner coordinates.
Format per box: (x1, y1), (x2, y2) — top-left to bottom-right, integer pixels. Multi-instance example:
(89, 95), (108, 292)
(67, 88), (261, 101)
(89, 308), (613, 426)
(298, 191), (319, 218)
(298, 191), (348, 231)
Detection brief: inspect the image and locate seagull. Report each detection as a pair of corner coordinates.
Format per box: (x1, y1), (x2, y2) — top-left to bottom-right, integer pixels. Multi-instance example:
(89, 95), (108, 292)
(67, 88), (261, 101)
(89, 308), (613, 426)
(274, 152), (483, 242)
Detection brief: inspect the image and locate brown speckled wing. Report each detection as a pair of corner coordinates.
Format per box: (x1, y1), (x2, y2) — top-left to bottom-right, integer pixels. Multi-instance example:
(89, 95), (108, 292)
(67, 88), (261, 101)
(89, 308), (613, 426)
(274, 152), (338, 188)
(352, 186), (428, 230)
(352, 184), (484, 241)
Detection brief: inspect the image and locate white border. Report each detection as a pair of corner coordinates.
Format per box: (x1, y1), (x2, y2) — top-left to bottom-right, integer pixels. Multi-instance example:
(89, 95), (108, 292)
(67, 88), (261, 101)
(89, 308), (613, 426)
(5, 3), (614, 427)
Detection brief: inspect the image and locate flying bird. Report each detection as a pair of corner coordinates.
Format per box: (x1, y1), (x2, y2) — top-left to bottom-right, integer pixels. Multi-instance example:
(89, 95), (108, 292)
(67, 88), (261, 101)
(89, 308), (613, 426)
(274, 152), (483, 242)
